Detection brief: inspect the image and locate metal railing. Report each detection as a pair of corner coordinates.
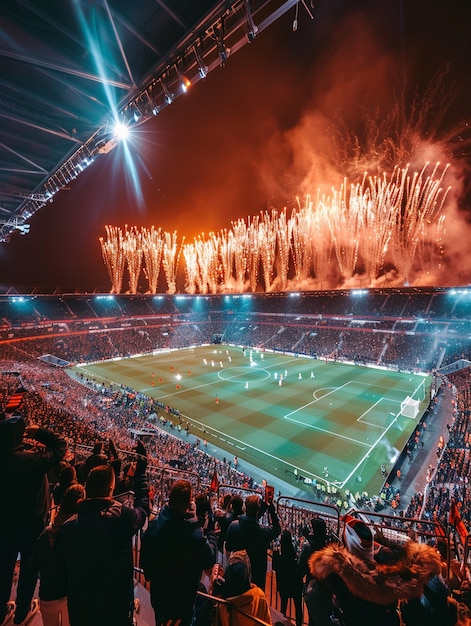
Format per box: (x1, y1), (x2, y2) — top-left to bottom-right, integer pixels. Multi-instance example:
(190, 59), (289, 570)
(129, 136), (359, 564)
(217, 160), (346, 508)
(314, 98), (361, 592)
(54, 458), (460, 626)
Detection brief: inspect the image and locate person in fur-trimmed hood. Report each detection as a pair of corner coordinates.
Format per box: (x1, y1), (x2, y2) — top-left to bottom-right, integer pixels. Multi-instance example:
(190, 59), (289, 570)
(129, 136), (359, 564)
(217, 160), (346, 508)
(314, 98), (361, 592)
(306, 516), (443, 626)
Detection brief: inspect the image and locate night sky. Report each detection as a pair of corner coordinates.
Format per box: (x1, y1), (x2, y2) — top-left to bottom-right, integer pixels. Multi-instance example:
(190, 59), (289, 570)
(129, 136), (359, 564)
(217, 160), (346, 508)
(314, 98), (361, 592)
(1, 0), (470, 293)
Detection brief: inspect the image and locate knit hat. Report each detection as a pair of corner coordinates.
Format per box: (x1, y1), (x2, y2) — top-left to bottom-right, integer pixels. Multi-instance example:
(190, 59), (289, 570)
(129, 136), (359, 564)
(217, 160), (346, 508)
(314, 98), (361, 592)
(224, 550), (252, 597)
(343, 515), (374, 561)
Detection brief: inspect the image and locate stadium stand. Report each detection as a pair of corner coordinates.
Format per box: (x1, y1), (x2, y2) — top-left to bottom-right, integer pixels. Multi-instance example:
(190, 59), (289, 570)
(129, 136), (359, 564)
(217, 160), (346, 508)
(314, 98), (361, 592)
(2, 288), (471, 625)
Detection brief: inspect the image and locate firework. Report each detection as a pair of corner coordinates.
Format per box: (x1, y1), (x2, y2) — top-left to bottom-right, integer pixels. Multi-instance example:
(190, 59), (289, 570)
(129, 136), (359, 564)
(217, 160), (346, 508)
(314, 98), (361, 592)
(142, 226), (163, 294)
(291, 198), (314, 283)
(123, 226), (143, 294)
(392, 162), (450, 283)
(231, 218), (249, 292)
(218, 229), (235, 289)
(275, 209), (292, 291)
(99, 226), (126, 294)
(100, 162), (450, 293)
(259, 211), (278, 291)
(161, 231), (184, 294)
(247, 216), (261, 293)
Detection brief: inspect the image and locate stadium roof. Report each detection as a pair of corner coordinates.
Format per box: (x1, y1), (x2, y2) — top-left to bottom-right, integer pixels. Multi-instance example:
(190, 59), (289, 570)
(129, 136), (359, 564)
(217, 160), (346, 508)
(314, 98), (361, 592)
(0, 0), (306, 242)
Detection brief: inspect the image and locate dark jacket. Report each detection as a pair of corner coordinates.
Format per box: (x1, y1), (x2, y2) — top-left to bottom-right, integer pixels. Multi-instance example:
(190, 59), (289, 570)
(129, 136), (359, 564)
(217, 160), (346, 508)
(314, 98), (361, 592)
(0, 423), (67, 525)
(214, 509), (232, 553)
(298, 534), (327, 584)
(57, 471), (149, 626)
(400, 594), (470, 626)
(307, 541), (443, 626)
(28, 510), (76, 601)
(225, 503), (281, 589)
(273, 547), (303, 601)
(140, 505), (215, 625)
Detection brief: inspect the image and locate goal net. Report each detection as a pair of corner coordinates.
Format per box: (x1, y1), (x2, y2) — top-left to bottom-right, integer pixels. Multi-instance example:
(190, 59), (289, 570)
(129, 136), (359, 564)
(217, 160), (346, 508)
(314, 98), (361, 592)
(400, 395), (420, 419)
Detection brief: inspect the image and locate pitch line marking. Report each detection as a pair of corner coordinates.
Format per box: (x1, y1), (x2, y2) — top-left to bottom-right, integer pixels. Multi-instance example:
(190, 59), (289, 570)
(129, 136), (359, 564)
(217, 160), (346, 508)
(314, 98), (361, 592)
(284, 381), (352, 418)
(357, 397), (401, 428)
(179, 412), (319, 481)
(283, 414), (369, 447)
(341, 409), (403, 489)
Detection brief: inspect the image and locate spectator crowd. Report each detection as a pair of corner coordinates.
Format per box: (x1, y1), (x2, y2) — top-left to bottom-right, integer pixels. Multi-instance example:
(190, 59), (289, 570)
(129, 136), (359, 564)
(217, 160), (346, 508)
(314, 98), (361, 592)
(1, 289), (471, 626)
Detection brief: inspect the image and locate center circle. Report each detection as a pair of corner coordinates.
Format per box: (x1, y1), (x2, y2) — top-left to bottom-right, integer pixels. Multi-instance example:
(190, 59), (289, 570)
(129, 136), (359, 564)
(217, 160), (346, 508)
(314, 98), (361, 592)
(218, 366), (271, 383)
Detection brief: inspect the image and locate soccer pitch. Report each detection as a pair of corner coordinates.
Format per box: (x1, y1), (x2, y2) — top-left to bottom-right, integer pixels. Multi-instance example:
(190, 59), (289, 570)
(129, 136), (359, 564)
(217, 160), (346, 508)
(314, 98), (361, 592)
(73, 345), (430, 495)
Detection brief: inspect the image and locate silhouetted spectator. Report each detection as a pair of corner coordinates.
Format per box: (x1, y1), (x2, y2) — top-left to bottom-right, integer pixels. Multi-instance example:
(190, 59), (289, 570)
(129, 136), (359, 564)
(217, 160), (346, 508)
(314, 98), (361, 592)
(298, 517), (328, 581)
(0, 414), (66, 626)
(52, 463), (77, 507)
(272, 530), (303, 626)
(298, 517), (329, 626)
(57, 441), (149, 626)
(216, 549), (272, 626)
(214, 493), (232, 561)
(140, 479), (215, 626)
(28, 483), (85, 626)
(75, 440), (108, 484)
(225, 494), (281, 590)
(400, 574), (470, 626)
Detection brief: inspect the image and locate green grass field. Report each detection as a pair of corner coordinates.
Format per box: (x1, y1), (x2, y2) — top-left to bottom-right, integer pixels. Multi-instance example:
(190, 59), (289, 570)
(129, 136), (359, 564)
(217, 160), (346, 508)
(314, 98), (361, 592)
(72, 345), (430, 495)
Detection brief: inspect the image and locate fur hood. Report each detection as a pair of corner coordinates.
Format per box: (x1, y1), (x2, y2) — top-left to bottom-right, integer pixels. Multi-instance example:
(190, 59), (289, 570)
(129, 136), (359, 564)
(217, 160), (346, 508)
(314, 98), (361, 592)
(309, 541), (442, 606)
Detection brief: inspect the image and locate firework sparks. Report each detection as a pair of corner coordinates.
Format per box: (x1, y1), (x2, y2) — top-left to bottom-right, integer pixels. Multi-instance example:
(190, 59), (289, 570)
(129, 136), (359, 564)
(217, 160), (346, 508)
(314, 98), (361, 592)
(183, 241), (200, 294)
(162, 231), (184, 295)
(247, 216), (261, 293)
(141, 227), (164, 294)
(276, 209), (292, 291)
(291, 198), (315, 283)
(100, 162), (451, 293)
(259, 211), (278, 291)
(392, 162), (450, 283)
(123, 226), (143, 294)
(99, 226), (126, 294)
(231, 218), (249, 292)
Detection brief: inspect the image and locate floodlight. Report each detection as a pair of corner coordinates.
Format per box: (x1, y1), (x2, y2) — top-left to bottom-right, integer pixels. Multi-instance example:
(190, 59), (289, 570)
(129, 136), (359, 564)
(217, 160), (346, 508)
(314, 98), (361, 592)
(160, 77), (173, 105)
(194, 45), (208, 79)
(244, 0), (258, 42)
(113, 121), (130, 141)
(213, 22), (230, 66)
(176, 66), (191, 93)
(180, 74), (191, 92)
(218, 43), (230, 65)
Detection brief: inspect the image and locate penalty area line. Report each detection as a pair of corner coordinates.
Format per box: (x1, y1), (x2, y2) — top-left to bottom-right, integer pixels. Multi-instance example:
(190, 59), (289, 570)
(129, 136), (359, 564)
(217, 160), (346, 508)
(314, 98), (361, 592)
(179, 412), (318, 481)
(283, 415), (369, 447)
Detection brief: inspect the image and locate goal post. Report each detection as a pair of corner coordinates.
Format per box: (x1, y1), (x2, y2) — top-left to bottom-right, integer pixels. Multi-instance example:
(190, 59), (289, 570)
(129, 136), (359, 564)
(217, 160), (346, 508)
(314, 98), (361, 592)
(400, 395), (420, 419)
